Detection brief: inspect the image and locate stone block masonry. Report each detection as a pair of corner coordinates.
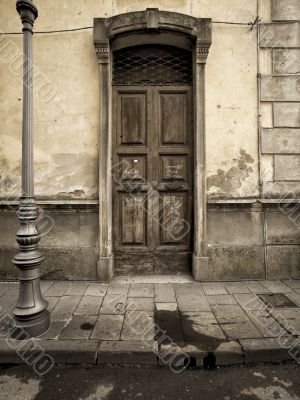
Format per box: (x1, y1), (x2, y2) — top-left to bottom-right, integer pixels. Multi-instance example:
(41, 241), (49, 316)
(258, 0), (300, 279)
(260, 1), (300, 200)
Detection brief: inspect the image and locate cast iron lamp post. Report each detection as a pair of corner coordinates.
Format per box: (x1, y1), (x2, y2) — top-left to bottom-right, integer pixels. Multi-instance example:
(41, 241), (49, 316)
(13, 0), (50, 338)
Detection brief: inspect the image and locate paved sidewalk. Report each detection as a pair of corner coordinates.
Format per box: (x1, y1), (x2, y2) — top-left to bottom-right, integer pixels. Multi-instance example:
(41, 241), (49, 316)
(0, 277), (300, 368)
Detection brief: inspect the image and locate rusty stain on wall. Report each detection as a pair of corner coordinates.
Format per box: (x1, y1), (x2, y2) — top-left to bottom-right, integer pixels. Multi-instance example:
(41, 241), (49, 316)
(207, 149), (254, 197)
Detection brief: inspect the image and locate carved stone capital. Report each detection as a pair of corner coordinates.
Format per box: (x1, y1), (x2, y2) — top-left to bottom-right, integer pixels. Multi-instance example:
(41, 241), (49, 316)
(95, 46), (109, 64)
(16, 0), (38, 29)
(196, 47), (210, 64)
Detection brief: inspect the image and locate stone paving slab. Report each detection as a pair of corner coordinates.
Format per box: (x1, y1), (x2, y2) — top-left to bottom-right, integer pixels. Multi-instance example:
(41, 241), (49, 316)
(261, 281), (293, 293)
(181, 312), (226, 342)
(91, 315), (124, 340)
(107, 283), (129, 295)
(0, 283), (19, 296)
(0, 283), (12, 297)
(44, 282), (68, 297)
(100, 294), (127, 315)
(245, 310), (289, 338)
(60, 316), (97, 339)
(207, 294), (237, 306)
(287, 291), (300, 307)
(0, 279), (300, 367)
(233, 293), (266, 311)
(64, 282), (89, 296)
(269, 308), (300, 333)
(0, 295), (18, 312)
(155, 309), (185, 342)
(74, 296), (103, 316)
(174, 284), (210, 312)
(244, 281), (271, 293)
(51, 296), (82, 320)
(223, 282), (251, 294)
(128, 284), (154, 298)
(126, 297), (154, 311)
(154, 284), (176, 302)
(155, 302), (178, 312)
(202, 283), (228, 296)
(212, 305), (251, 324)
(221, 322), (262, 340)
(121, 311), (154, 341)
(85, 283), (108, 297)
(39, 320), (68, 340)
(45, 296), (61, 313)
(284, 280), (300, 290)
(40, 281), (53, 291)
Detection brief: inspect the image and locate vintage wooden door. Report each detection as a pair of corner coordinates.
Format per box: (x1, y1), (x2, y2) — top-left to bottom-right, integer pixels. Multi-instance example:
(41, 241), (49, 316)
(112, 46), (193, 274)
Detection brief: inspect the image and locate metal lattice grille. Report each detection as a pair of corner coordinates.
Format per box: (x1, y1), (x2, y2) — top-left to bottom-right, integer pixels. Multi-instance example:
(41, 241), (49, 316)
(112, 45), (193, 86)
(258, 293), (298, 309)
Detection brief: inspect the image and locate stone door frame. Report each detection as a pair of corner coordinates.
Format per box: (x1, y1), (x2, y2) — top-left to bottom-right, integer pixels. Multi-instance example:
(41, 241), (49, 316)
(93, 9), (212, 281)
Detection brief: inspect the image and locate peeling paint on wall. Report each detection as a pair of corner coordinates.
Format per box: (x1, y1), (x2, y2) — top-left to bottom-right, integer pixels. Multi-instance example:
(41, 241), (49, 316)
(0, 0), (260, 200)
(207, 149), (255, 197)
(0, 148), (20, 197)
(34, 152), (98, 199)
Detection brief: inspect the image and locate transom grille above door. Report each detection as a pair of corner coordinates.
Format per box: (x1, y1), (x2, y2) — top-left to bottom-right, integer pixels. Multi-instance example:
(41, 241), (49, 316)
(112, 45), (193, 86)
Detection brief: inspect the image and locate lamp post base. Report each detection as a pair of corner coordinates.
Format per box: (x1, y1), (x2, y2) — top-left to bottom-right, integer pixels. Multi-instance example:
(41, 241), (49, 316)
(11, 310), (50, 339)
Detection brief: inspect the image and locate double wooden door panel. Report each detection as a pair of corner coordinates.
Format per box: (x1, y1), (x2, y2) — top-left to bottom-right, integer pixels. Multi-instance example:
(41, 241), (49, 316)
(112, 86), (193, 274)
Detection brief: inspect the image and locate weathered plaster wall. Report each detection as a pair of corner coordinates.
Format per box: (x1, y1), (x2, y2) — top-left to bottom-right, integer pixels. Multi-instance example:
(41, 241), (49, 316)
(0, 0), (260, 200)
(0, 205), (99, 280)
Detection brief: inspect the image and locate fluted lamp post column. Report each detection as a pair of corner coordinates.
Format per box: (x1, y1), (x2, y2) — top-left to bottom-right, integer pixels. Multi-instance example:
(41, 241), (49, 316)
(13, 0), (50, 338)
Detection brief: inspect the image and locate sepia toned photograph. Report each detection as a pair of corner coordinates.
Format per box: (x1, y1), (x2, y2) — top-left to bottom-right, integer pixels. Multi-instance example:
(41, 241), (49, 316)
(0, 0), (299, 399)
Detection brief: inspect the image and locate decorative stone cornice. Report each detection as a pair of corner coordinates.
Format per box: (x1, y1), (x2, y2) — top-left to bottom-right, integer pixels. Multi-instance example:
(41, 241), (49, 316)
(93, 9), (212, 57)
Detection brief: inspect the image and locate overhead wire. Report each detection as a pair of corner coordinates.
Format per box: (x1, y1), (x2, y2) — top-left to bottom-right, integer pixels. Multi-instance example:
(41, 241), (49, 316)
(0, 18), (297, 35)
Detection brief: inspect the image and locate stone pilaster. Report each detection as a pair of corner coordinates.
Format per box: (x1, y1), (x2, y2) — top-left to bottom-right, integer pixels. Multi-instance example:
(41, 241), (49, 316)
(259, 0), (300, 279)
(259, 0), (300, 199)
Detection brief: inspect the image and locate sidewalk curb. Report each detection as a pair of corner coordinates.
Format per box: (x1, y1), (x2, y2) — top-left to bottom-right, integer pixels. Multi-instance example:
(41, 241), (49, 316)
(97, 340), (158, 365)
(0, 338), (298, 367)
(0, 339), (98, 365)
(240, 337), (300, 364)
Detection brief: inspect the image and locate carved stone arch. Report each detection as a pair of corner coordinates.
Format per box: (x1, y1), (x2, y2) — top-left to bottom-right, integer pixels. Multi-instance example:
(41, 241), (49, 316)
(93, 9), (212, 281)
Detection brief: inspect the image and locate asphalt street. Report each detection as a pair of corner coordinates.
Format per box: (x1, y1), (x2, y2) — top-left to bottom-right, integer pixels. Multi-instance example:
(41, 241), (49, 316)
(0, 363), (299, 400)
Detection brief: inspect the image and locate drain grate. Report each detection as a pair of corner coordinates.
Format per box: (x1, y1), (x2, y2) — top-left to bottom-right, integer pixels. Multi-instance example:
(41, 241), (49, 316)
(258, 293), (298, 309)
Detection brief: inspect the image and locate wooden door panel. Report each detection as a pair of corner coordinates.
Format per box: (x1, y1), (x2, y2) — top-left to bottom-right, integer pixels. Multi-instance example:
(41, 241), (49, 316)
(113, 86), (193, 274)
(117, 92), (147, 146)
(119, 192), (148, 249)
(117, 155), (147, 182)
(159, 192), (190, 248)
(159, 92), (189, 145)
(155, 87), (192, 256)
(160, 155), (188, 182)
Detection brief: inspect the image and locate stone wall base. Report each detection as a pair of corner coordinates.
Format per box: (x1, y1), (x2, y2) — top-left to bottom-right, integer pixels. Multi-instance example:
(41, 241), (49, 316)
(97, 256), (113, 282)
(0, 202), (299, 281)
(192, 255), (210, 281)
